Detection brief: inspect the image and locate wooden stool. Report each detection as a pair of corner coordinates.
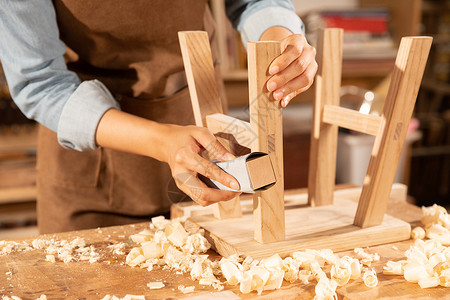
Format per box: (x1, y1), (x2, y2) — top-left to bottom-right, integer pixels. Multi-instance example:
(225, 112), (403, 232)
(178, 29), (432, 258)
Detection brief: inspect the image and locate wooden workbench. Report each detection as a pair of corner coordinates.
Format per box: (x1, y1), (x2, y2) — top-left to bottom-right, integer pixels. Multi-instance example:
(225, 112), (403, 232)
(0, 198), (448, 299)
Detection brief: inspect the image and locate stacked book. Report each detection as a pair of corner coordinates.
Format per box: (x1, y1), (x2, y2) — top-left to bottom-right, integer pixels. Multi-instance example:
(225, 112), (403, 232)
(318, 9), (397, 60)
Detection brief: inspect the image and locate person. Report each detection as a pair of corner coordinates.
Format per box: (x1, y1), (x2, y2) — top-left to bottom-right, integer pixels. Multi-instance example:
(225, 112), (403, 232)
(0, 0), (317, 234)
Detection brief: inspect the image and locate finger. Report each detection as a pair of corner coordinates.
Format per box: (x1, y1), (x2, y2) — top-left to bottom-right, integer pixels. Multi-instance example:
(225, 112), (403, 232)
(268, 46), (317, 99)
(277, 62), (318, 107)
(193, 129), (235, 161)
(174, 171), (240, 206)
(267, 34), (306, 77)
(184, 153), (240, 191)
(173, 171), (213, 206)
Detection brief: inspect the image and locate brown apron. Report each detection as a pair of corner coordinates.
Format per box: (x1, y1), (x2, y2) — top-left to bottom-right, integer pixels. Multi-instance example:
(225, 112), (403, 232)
(37, 0), (226, 233)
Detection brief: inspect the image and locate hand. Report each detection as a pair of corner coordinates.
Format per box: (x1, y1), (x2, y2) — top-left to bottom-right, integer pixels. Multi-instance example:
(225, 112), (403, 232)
(161, 124), (241, 206)
(95, 109), (240, 206)
(266, 34), (318, 107)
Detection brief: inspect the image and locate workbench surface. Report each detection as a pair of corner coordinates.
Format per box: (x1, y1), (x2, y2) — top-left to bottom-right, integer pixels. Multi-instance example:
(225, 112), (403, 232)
(0, 199), (448, 299)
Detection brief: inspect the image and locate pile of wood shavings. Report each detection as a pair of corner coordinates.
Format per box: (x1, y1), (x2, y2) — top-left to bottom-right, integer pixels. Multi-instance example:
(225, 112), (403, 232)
(124, 216), (381, 299)
(383, 204), (450, 288)
(0, 236), (103, 264)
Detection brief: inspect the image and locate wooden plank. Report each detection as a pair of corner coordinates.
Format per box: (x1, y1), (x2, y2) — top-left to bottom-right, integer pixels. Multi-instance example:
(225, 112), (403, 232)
(0, 186), (36, 204)
(178, 31), (241, 219)
(0, 125), (38, 152)
(322, 105), (381, 136)
(248, 41), (285, 243)
(205, 113), (255, 149)
(187, 197), (411, 259)
(0, 226), (38, 240)
(354, 37), (433, 228)
(172, 183), (407, 219)
(0, 164), (36, 189)
(308, 29), (343, 207)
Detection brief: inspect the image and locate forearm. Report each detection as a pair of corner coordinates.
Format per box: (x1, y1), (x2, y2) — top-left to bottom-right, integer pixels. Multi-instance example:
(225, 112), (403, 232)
(260, 26), (293, 42)
(95, 108), (168, 162)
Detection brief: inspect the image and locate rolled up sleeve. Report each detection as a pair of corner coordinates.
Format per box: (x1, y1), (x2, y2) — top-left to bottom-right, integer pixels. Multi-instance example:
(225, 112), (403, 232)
(0, 0), (119, 151)
(226, 0), (305, 46)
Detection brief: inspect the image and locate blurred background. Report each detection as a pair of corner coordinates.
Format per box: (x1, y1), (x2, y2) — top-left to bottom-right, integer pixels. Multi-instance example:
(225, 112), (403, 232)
(0, 0), (449, 238)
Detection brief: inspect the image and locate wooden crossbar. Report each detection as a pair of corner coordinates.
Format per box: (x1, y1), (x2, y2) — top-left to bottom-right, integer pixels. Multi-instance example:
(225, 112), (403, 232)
(322, 105), (381, 136)
(178, 31), (242, 219)
(205, 113), (254, 149)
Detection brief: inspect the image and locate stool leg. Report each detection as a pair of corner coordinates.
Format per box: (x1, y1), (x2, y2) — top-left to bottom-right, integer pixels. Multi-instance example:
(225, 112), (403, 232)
(179, 31), (242, 219)
(354, 37), (432, 227)
(308, 29), (343, 207)
(248, 41), (285, 243)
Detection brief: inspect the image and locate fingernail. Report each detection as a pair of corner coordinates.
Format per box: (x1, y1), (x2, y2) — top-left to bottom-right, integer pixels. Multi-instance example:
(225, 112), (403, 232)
(267, 81), (277, 92)
(269, 66), (279, 75)
(273, 91), (283, 101)
(230, 180), (240, 190)
(284, 99), (289, 107)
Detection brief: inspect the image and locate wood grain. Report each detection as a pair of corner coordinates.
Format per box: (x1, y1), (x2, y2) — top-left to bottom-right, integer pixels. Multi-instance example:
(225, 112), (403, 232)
(322, 105), (381, 136)
(187, 196), (411, 259)
(178, 31), (241, 219)
(354, 36), (433, 227)
(245, 155), (275, 190)
(308, 29), (343, 207)
(248, 42), (285, 243)
(178, 31), (223, 127)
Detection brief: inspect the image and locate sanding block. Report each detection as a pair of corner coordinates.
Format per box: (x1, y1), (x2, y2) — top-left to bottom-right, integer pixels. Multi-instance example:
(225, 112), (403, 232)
(200, 152), (276, 193)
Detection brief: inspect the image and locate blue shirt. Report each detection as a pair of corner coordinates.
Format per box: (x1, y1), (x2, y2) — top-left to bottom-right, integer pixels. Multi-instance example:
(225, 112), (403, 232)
(0, 0), (304, 151)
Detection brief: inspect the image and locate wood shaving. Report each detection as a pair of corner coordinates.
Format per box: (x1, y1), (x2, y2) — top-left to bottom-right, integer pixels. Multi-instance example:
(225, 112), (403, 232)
(362, 268), (378, 288)
(353, 248), (380, 266)
(147, 282), (165, 289)
(341, 256), (361, 279)
(314, 274), (338, 300)
(383, 260), (406, 275)
(45, 254), (56, 263)
(418, 276), (440, 288)
(411, 227), (426, 240)
(330, 259), (351, 286)
(178, 285), (195, 294)
(107, 242), (126, 256)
